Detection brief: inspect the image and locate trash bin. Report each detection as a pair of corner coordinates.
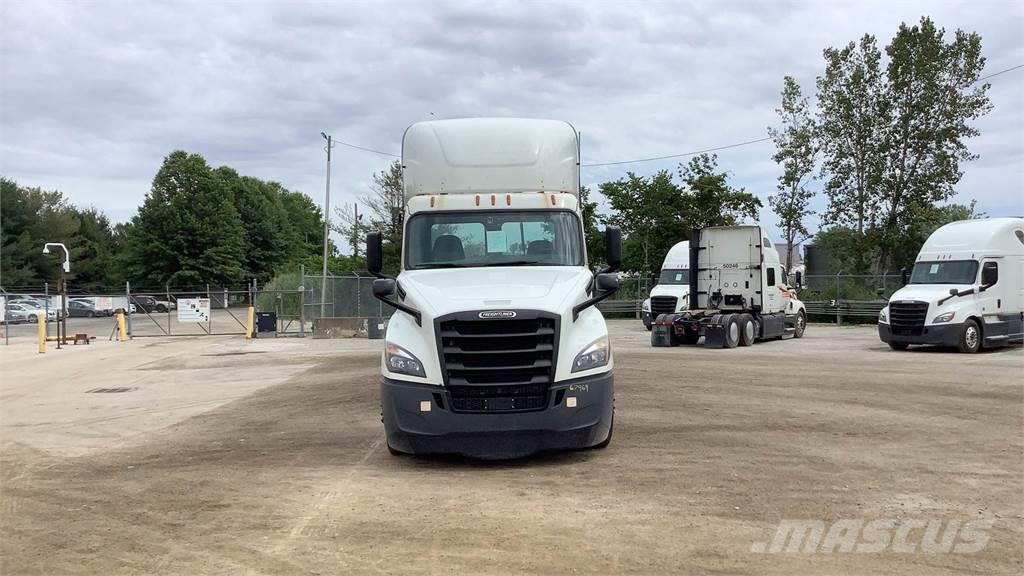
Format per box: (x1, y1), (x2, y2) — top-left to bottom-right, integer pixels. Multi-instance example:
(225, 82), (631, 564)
(367, 317), (388, 340)
(255, 311), (277, 338)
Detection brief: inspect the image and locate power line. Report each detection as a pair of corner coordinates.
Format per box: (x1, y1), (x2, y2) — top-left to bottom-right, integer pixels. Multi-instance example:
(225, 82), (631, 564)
(977, 63), (1024, 83)
(580, 137), (772, 168)
(326, 62), (1021, 167)
(333, 140), (399, 157)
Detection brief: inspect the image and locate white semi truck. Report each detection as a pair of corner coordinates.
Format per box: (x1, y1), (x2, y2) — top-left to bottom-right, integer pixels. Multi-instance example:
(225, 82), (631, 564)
(651, 226), (806, 348)
(642, 241), (690, 330)
(879, 217), (1024, 353)
(366, 118), (622, 459)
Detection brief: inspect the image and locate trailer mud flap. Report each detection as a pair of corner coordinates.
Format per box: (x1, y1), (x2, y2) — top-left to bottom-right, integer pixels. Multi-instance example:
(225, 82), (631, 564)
(651, 315), (675, 347)
(703, 317), (727, 348)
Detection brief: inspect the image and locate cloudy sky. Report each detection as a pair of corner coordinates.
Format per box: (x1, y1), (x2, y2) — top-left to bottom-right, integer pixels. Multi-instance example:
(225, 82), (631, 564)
(2, 0), (1022, 250)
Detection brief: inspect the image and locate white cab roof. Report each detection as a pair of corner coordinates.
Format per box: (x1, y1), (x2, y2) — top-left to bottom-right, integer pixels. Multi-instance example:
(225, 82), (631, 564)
(402, 118), (580, 200)
(662, 241), (690, 270)
(919, 217), (1024, 260)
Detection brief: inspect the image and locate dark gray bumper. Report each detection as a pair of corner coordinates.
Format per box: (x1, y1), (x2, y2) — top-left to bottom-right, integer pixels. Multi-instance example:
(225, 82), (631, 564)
(381, 372), (614, 459)
(878, 323), (960, 347)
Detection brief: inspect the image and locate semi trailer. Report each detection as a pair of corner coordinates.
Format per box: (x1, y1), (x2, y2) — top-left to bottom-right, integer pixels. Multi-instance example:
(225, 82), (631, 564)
(651, 225), (807, 348)
(641, 241), (690, 330)
(366, 117), (622, 459)
(879, 217), (1024, 353)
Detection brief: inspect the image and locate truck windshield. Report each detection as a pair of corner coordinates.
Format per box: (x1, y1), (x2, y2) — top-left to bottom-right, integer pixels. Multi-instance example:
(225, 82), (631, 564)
(910, 260), (978, 285)
(405, 211), (584, 269)
(658, 269), (689, 285)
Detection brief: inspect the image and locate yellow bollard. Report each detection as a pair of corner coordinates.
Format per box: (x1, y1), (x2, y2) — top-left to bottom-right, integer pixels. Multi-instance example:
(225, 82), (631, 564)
(116, 310), (128, 342)
(245, 306), (255, 340)
(37, 313), (46, 353)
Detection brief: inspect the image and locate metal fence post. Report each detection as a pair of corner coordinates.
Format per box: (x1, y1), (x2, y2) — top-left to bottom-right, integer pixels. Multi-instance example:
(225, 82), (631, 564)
(835, 272), (842, 325)
(206, 284), (212, 335)
(166, 282), (172, 335)
(44, 282), (50, 340)
(125, 281), (133, 337)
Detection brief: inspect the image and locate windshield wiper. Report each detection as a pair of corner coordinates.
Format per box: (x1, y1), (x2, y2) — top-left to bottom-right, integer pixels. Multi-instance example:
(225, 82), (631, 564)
(487, 260), (544, 267)
(420, 262), (469, 268)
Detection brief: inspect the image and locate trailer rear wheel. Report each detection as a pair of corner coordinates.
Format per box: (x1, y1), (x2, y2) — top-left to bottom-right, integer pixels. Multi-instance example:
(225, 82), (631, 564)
(738, 314), (755, 346)
(723, 314), (740, 348)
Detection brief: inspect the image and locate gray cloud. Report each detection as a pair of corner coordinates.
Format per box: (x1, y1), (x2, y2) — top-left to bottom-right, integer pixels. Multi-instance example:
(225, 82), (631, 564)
(1, 0), (1021, 245)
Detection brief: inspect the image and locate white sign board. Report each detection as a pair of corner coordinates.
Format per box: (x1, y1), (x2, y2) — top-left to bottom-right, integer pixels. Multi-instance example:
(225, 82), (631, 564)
(178, 298), (211, 322)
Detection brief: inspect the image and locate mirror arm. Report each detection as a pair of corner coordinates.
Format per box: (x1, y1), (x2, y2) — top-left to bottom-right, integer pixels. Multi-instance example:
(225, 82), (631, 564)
(572, 285), (618, 322)
(373, 292), (422, 326)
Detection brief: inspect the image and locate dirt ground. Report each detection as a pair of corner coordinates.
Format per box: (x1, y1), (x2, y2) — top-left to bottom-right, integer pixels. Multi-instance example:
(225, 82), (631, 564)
(1, 321), (1021, 575)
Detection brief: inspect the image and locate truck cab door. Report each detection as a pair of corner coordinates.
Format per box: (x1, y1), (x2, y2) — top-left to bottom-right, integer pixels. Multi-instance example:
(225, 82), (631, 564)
(978, 259), (1008, 339)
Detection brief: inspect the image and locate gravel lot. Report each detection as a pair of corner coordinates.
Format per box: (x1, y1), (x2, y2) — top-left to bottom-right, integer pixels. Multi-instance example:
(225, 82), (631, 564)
(1, 321), (1021, 575)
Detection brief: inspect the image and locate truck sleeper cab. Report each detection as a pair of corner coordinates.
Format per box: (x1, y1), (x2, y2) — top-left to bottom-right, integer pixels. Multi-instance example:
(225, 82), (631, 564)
(651, 226), (807, 348)
(879, 218), (1024, 353)
(368, 118), (622, 459)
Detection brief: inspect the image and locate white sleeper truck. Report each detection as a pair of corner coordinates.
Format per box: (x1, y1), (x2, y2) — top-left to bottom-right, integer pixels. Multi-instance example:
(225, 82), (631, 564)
(651, 226), (806, 348)
(366, 118), (622, 458)
(879, 217), (1024, 353)
(642, 241), (690, 330)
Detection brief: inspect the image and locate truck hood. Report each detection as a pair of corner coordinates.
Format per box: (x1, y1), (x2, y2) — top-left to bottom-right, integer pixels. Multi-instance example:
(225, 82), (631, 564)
(650, 284), (689, 299)
(889, 284), (973, 305)
(398, 267), (593, 318)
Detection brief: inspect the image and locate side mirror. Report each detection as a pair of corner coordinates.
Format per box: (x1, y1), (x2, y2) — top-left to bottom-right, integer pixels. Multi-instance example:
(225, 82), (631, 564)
(373, 278), (396, 298)
(795, 271), (803, 290)
(604, 226), (622, 272)
(900, 267), (909, 286)
(367, 231), (383, 277)
(596, 273), (619, 293)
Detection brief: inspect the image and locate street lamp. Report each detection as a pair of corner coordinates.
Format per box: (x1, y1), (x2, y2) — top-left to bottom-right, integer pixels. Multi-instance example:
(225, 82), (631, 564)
(42, 243), (70, 349)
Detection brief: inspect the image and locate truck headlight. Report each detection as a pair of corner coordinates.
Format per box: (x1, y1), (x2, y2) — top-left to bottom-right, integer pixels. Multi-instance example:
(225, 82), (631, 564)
(932, 311), (956, 324)
(572, 336), (610, 373)
(642, 298), (650, 312)
(878, 308), (887, 323)
(385, 343), (426, 378)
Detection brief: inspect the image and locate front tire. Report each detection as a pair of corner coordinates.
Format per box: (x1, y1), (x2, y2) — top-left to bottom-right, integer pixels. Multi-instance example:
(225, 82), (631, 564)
(793, 311), (806, 338)
(957, 319), (982, 354)
(888, 341), (909, 351)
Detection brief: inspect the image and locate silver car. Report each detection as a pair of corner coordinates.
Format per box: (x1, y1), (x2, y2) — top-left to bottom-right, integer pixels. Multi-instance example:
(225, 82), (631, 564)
(4, 303), (57, 323)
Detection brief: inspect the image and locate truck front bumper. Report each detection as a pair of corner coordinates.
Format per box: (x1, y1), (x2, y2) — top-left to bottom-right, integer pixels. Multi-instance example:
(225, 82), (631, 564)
(878, 323), (960, 347)
(381, 372), (614, 459)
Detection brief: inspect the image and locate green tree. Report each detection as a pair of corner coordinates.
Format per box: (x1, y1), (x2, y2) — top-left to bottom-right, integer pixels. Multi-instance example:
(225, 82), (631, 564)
(336, 160), (404, 274)
(123, 151), (246, 287)
(677, 153), (762, 231)
(68, 206), (117, 290)
(216, 167), (294, 283)
(0, 178), (83, 288)
(579, 185), (605, 267)
(768, 76), (817, 272)
(601, 171), (683, 274)
(875, 17), (990, 271)
(816, 17), (991, 273)
(816, 34), (886, 234)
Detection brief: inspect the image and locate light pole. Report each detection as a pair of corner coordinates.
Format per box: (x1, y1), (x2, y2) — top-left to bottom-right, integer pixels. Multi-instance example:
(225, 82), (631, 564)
(320, 132), (333, 317)
(42, 243), (69, 349)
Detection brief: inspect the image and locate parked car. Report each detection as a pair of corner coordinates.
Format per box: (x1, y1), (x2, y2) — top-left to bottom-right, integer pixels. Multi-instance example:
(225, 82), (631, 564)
(67, 300), (103, 318)
(5, 303), (57, 323)
(132, 295), (176, 313)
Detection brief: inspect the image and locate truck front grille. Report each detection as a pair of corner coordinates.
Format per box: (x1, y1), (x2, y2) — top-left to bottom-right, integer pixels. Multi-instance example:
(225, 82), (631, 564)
(437, 312), (557, 413)
(889, 301), (928, 336)
(650, 296), (678, 317)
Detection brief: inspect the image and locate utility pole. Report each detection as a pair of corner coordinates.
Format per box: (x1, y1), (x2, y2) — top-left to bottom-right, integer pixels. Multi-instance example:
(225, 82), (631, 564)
(320, 132), (333, 317)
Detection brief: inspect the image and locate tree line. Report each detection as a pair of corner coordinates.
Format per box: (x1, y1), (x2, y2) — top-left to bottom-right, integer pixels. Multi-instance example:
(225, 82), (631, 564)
(1, 16), (994, 290)
(1, 151), (356, 291)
